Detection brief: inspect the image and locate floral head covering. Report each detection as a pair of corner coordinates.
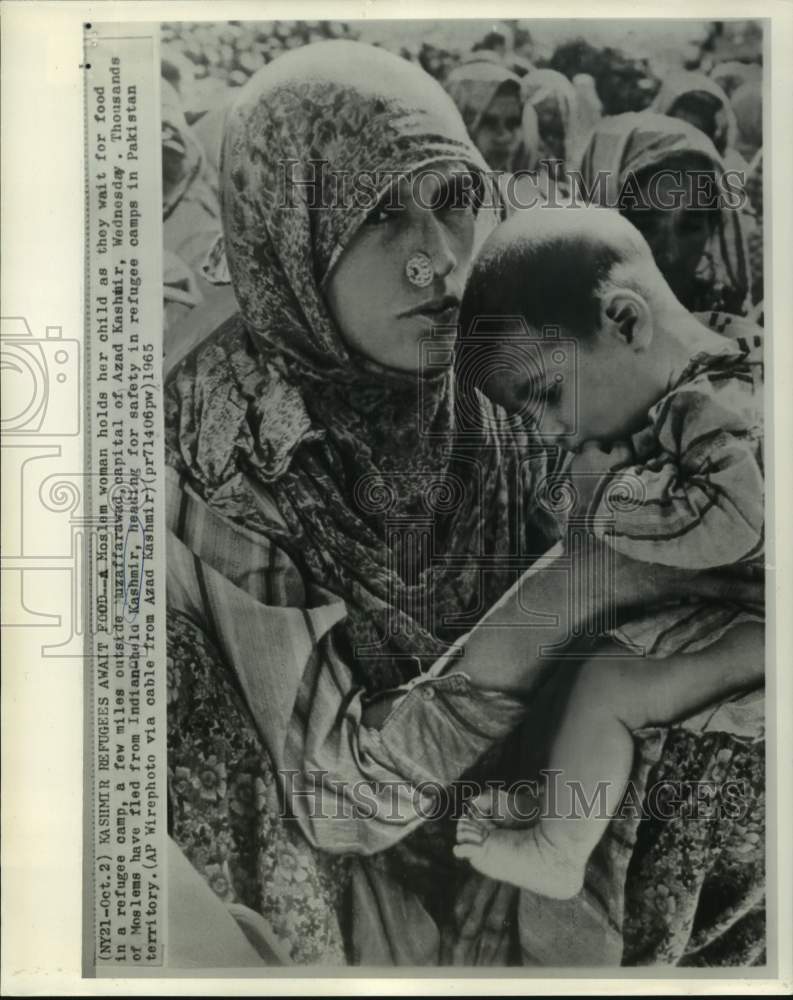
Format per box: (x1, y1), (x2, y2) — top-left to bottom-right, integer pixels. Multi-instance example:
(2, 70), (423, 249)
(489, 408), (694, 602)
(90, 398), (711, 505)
(167, 41), (554, 692)
(578, 111), (751, 315)
(216, 40), (495, 378)
(161, 78), (205, 219)
(651, 70), (737, 157)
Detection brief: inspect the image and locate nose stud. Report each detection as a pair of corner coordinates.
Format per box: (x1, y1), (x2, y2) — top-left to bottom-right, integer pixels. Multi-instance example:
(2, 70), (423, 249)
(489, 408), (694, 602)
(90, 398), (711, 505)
(405, 251), (434, 288)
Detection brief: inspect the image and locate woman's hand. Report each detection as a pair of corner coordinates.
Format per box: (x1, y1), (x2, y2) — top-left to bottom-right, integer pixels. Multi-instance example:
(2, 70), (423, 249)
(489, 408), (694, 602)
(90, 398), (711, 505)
(603, 547), (764, 616)
(568, 439), (633, 477)
(673, 566), (765, 613)
(606, 549), (684, 610)
(451, 538), (763, 694)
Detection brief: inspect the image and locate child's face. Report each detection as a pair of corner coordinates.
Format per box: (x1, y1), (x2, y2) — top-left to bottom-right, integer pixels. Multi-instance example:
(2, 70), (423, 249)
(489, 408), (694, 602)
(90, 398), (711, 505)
(481, 325), (644, 448)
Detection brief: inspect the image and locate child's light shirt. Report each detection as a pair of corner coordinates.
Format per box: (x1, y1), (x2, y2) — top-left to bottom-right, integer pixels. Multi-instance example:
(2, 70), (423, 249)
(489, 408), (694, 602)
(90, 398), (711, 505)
(580, 312), (764, 658)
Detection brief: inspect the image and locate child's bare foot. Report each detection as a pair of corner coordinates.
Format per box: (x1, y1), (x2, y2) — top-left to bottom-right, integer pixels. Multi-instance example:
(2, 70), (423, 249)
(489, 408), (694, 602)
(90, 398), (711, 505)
(453, 810), (587, 900)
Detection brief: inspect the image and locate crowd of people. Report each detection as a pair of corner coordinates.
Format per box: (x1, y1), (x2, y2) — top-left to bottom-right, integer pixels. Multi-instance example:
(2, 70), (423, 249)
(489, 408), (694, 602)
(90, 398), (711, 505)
(161, 20), (764, 344)
(162, 25), (766, 970)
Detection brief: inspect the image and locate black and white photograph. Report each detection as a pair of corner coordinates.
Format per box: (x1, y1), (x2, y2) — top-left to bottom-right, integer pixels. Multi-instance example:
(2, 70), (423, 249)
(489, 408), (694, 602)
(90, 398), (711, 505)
(2, 3), (791, 993)
(160, 17), (768, 969)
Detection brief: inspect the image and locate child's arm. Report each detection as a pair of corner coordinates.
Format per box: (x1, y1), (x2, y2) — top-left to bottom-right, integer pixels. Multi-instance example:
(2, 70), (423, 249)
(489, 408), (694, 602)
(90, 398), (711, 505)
(570, 385), (764, 569)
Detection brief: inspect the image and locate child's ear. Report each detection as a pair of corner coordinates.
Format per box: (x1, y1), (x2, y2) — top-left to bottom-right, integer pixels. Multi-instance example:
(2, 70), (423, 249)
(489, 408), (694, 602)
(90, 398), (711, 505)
(600, 288), (653, 350)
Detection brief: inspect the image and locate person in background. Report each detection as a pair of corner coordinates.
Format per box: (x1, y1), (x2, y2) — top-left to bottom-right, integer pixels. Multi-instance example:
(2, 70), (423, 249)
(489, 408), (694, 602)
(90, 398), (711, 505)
(444, 61), (568, 215)
(571, 72), (603, 139)
(418, 42), (459, 82)
(470, 28), (508, 63)
(578, 112), (751, 316)
(651, 70), (740, 165)
(732, 79), (763, 164)
(549, 40), (658, 116)
(521, 69), (578, 165)
(522, 68), (603, 173)
(710, 59), (761, 99)
(444, 61), (525, 173)
(731, 81), (764, 310)
(506, 53), (534, 79)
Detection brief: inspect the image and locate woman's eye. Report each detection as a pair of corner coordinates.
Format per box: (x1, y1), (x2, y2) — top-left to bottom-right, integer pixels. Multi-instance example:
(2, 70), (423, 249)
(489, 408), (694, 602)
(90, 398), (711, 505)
(480, 115), (520, 133)
(364, 203), (401, 226)
(436, 175), (480, 216)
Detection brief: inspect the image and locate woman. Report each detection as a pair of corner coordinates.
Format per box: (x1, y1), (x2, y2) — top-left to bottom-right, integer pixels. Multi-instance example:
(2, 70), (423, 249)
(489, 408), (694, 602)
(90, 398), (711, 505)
(731, 81), (763, 309)
(710, 59), (761, 100)
(578, 112), (752, 315)
(731, 80), (763, 164)
(444, 60), (526, 173)
(651, 70), (739, 163)
(166, 42), (765, 966)
(521, 68), (578, 165)
(443, 60), (553, 216)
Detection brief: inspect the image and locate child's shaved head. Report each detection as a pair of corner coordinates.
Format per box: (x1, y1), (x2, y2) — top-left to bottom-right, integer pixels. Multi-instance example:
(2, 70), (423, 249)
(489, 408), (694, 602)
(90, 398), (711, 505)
(459, 205), (672, 341)
(456, 205), (692, 446)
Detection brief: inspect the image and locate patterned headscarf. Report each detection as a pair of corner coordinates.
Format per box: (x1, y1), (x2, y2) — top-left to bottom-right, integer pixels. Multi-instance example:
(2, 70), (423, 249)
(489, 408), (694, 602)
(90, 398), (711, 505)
(161, 78), (205, 219)
(577, 112), (751, 315)
(167, 41), (555, 693)
(651, 70), (737, 157)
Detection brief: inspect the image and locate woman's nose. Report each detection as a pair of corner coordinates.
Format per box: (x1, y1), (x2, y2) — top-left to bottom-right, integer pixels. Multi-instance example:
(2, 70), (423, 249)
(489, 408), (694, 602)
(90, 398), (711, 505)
(421, 211), (457, 278)
(648, 214), (677, 266)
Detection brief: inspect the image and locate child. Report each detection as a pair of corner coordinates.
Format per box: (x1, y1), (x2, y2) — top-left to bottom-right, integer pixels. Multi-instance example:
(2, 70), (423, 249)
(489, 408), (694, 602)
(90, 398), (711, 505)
(452, 205), (764, 899)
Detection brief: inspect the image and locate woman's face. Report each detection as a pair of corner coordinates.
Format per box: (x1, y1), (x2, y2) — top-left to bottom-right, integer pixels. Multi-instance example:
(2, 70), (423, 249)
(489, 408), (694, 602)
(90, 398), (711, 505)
(669, 92), (726, 154)
(534, 97), (565, 161)
(621, 167), (718, 305)
(473, 91), (523, 172)
(325, 161), (478, 372)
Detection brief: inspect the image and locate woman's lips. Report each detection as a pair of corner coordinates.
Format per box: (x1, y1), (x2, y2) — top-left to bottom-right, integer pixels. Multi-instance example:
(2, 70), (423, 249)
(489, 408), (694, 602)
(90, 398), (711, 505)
(416, 304), (460, 325)
(402, 294), (461, 325)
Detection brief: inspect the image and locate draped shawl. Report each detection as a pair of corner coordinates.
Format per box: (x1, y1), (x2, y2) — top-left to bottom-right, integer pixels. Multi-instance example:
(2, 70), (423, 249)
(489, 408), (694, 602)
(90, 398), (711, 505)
(577, 111), (751, 314)
(166, 40), (557, 694)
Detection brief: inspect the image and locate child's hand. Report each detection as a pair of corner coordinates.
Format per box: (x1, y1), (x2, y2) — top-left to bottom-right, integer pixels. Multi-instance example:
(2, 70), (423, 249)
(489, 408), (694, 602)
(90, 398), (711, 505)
(568, 440), (634, 515)
(569, 440), (633, 476)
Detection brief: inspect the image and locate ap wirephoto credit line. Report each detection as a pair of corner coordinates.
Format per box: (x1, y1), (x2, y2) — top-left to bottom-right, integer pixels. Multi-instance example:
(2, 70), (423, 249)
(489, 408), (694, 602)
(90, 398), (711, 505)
(83, 26), (166, 969)
(76, 14), (773, 977)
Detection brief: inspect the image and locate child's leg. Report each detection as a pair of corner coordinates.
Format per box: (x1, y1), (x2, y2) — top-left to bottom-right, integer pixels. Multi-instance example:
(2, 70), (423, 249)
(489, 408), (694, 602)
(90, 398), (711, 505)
(455, 655), (632, 898)
(455, 623), (764, 897)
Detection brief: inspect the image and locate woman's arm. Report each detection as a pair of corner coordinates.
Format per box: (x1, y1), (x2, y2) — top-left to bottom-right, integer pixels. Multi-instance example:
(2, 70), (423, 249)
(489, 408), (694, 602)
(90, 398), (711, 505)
(361, 537), (763, 727)
(438, 538), (763, 693)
